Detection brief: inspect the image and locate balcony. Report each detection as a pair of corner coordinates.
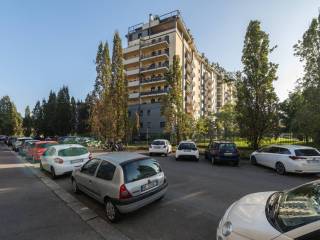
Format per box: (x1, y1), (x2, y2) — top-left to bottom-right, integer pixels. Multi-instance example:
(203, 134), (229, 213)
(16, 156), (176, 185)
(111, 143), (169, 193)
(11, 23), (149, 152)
(140, 89), (168, 97)
(140, 51), (169, 64)
(129, 92), (139, 99)
(128, 80), (140, 87)
(185, 51), (192, 63)
(126, 68), (139, 76)
(141, 37), (169, 51)
(123, 44), (139, 55)
(141, 76), (167, 85)
(124, 56), (139, 66)
(140, 63), (169, 74)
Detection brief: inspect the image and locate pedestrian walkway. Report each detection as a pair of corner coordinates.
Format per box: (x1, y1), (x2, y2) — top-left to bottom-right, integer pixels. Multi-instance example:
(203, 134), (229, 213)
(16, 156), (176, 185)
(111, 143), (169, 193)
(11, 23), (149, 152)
(0, 143), (104, 240)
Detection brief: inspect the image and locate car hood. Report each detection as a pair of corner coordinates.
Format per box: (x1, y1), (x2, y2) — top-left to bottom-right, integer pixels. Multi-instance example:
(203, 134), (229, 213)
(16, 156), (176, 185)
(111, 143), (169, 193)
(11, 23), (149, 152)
(227, 191), (281, 240)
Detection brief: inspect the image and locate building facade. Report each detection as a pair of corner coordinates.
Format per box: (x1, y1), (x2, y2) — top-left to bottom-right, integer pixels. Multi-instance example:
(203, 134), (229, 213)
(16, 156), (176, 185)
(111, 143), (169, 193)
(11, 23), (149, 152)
(123, 10), (235, 138)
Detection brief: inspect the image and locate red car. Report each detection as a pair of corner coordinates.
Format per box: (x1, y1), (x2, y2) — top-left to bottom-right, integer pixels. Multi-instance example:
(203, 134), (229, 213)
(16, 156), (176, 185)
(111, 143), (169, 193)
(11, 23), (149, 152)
(29, 141), (58, 162)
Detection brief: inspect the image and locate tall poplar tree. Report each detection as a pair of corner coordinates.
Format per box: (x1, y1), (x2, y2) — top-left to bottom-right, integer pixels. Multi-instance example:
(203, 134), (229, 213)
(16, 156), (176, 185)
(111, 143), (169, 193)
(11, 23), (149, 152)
(0, 96), (23, 136)
(56, 86), (72, 136)
(23, 106), (32, 136)
(236, 20), (279, 149)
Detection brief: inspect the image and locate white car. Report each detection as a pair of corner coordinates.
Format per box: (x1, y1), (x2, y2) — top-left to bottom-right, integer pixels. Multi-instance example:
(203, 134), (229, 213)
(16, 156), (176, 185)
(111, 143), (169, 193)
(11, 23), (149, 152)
(40, 144), (91, 178)
(175, 141), (199, 161)
(250, 145), (320, 175)
(216, 180), (320, 240)
(149, 139), (172, 156)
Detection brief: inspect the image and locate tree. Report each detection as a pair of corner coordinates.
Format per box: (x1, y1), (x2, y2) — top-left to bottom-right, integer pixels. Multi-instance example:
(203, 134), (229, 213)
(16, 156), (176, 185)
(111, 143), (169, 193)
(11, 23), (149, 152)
(236, 20), (279, 149)
(161, 55), (192, 143)
(56, 86), (72, 136)
(215, 103), (238, 139)
(76, 98), (90, 135)
(23, 106), (32, 136)
(0, 96), (23, 136)
(111, 32), (128, 142)
(42, 91), (57, 136)
(293, 12), (320, 144)
(70, 97), (77, 134)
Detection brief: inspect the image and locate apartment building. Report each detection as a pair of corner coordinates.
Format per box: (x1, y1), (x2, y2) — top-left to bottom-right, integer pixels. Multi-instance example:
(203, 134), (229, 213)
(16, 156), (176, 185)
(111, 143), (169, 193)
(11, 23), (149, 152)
(123, 10), (235, 138)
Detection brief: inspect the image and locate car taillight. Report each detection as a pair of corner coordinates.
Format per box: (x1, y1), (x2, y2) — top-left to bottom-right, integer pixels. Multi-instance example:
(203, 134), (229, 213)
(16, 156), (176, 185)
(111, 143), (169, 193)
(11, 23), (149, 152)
(119, 184), (132, 200)
(289, 156), (307, 160)
(89, 153), (93, 160)
(54, 158), (64, 164)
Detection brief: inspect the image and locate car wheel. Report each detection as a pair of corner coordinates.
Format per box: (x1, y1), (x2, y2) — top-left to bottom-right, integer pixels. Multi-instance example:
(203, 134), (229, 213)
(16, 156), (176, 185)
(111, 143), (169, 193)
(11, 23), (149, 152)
(250, 156), (257, 165)
(276, 162), (286, 175)
(72, 179), (80, 194)
(50, 167), (56, 179)
(105, 199), (120, 223)
(211, 156), (216, 165)
(149, 152), (152, 156)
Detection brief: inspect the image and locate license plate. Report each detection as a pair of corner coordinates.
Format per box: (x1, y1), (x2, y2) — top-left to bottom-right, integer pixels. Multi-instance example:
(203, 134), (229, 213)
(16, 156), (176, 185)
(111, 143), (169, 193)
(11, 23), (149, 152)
(154, 146), (161, 149)
(184, 149), (191, 152)
(141, 180), (158, 192)
(71, 159), (83, 164)
(224, 153), (233, 156)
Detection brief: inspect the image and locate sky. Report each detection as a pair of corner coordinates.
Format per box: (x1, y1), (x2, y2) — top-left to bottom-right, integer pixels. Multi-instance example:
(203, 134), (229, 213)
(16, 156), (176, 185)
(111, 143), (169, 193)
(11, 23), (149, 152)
(0, 0), (319, 114)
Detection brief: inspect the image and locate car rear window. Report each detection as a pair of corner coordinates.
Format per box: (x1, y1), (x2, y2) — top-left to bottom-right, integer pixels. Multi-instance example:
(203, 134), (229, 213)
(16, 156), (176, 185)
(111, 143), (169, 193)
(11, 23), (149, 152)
(219, 143), (236, 152)
(38, 143), (57, 148)
(122, 158), (162, 183)
(178, 143), (196, 150)
(295, 149), (320, 156)
(152, 140), (165, 145)
(58, 147), (88, 157)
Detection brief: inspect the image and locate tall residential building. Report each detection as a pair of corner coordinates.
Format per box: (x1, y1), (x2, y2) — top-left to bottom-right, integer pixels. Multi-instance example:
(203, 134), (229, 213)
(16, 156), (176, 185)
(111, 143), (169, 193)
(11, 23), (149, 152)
(123, 10), (235, 138)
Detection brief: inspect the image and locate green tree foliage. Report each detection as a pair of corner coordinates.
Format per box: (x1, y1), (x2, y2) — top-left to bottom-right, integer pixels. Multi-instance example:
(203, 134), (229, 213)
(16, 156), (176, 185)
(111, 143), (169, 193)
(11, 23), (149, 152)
(0, 96), (23, 136)
(56, 86), (72, 136)
(22, 106), (32, 136)
(70, 96), (77, 134)
(293, 13), (320, 144)
(76, 97), (91, 135)
(215, 103), (238, 139)
(162, 55), (192, 143)
(42, 91), (57, 136)
(236, 20), (279, 149)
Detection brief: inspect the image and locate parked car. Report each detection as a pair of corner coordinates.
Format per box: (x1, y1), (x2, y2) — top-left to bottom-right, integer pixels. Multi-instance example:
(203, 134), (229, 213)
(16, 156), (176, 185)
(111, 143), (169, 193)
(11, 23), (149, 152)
(40, 144), (91, 178)
(28, 141), (58, 162)
(250, 145), (320, 175)
(71, 152), (168, 222)
(0, 135), (7, 142)
(204, 141), (240, 166)
(175, 141), (199, 161)
(6, 136), (17, 146)
(12, 137), (33, 152)
(216, 180), (320, 240)
(149, 139), (172, 156)
(19, 140), (39, 157)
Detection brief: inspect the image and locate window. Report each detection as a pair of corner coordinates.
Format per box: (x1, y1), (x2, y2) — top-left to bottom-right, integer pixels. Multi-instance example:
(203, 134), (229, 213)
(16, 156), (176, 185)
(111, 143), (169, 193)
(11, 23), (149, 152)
(295, 149), (320, 156)
(45, 147), (56, 156)
(140, 122), (143, 128)
(278, 147), (291, 155)
(128, 111), (131, 117)
(81, 159), (101, 176)
(178, 143), (197, 150)
(122, 158), (162, 183)
(147, 109), (151, 116)
(58, 147), (88, 157)
(160, 122), (165, 128)
(269, 147), (280, 154)
(147, 122), (151, 128)
(151, 99), (155, 103)
(96, 161), (116, 181)
(219, 143), (237, 152)
(140, 110), (143, 116)
(151, 140), (165, 145)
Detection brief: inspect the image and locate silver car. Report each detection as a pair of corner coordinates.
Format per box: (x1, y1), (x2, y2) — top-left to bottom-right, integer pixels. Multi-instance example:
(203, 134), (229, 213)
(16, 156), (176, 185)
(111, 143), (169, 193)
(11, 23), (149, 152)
(71, 152), (168, 222)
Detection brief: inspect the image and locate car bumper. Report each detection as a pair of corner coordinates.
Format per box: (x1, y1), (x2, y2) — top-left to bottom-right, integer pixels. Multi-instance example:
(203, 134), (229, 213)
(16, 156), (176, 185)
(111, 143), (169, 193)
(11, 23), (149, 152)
(216, 155), (239, 162)
(149, 148), (168, 154)
(114, 182), (168, 213)
(54, 164), (84, 176)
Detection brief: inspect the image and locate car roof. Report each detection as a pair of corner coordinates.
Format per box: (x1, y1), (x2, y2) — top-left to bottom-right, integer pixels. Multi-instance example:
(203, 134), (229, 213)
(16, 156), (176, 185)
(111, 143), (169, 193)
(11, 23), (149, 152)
(96, 152), (148, 165)
(179, 141), (196, 144)
(267, 144), (317, 150)
(51, 144), (86, 150)
(152, 139), (168, 141)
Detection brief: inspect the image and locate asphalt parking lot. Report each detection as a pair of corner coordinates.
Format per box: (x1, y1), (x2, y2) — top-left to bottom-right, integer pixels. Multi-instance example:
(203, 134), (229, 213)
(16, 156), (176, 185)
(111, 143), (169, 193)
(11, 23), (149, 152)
(52, 153), (319, 240)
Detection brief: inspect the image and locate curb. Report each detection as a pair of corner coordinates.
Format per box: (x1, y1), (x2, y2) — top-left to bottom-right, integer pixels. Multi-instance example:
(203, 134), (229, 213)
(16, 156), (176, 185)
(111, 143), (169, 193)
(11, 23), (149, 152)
(10, 150), (130, 240)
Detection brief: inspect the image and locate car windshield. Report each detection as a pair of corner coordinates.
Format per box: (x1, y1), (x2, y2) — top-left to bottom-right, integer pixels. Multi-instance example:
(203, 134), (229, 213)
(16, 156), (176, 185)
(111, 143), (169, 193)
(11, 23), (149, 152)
(152, 140), (165, 145)
(219, 143), (237, 152)
(273, 182), (320, 232)
(122, 158), (162, 183)
(295, 149), (320, 156)
(58, 147), (88, 157)
(38, 143), (57, 148)
(178, 143), (196, 150)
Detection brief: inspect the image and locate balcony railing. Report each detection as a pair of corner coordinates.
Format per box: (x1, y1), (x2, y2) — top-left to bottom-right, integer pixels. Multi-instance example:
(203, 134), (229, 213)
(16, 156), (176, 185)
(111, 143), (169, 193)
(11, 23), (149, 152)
(141, 37), (169, 48)
(140, 89), (169, 96)
(141, 50), (169, 60)
(140, 63), (169, 73)
(141, 76), (167, 84)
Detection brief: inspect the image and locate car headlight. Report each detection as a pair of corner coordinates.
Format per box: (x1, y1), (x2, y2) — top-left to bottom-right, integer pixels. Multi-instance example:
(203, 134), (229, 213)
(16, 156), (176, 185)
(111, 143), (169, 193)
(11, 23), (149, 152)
(222, 221), (232, 237)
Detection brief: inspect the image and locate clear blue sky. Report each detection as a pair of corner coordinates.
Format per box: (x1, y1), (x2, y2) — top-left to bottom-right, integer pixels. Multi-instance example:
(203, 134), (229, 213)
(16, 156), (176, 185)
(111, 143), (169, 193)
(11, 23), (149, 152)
(0, 0), (319, 114)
